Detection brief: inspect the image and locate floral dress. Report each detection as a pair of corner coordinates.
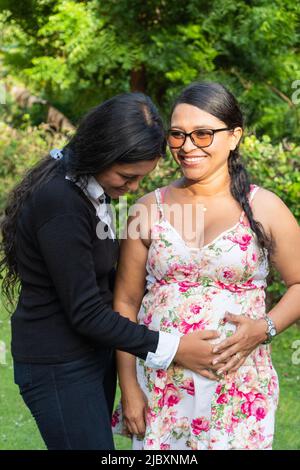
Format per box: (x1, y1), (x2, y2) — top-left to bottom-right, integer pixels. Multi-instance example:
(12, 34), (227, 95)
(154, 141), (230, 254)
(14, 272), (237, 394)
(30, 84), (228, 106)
(112, 184), (279, 450)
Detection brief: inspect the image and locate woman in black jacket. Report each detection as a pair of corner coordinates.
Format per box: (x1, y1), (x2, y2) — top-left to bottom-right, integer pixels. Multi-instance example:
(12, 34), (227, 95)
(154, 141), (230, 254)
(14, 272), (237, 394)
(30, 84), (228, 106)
(0, 92), (221, 450)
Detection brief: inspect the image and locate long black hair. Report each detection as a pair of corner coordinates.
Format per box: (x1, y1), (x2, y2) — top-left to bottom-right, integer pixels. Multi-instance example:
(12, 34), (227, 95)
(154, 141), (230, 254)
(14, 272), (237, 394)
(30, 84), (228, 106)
(0, 92), (166, 306)
(171, 82), (273, 255)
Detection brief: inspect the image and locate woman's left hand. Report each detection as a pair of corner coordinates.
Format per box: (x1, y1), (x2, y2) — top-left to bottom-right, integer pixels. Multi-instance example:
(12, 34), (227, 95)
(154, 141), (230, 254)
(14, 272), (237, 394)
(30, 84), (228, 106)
(211, 313), (267, 375)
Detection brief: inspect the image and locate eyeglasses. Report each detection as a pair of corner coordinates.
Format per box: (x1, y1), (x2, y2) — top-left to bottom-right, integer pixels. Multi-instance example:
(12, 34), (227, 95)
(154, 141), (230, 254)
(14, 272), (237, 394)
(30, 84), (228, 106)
(167, 127), (232, 149)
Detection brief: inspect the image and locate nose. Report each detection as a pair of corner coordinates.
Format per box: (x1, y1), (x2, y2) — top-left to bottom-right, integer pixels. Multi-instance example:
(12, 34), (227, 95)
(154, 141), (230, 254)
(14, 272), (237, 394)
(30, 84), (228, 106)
(127, 180), (139, 192)
(181, 134), (197, 153)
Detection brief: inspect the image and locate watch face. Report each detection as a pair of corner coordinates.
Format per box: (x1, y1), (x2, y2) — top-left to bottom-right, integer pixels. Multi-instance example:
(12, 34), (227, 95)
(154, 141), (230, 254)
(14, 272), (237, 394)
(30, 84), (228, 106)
(270, 328), (276, 336)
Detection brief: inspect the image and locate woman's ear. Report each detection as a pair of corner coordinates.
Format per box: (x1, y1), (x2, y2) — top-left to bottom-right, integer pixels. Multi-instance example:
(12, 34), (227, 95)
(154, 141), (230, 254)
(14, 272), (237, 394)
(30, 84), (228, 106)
(229, 127), (243, 151)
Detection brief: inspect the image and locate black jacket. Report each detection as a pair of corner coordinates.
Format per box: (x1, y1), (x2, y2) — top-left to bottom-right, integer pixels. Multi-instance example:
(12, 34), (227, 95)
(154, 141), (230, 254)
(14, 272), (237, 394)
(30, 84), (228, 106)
(11, 167), (158, 363)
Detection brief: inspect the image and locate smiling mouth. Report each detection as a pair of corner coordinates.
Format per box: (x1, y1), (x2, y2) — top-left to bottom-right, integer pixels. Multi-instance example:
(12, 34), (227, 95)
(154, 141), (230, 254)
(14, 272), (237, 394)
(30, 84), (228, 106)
(179, 155), (207, 165)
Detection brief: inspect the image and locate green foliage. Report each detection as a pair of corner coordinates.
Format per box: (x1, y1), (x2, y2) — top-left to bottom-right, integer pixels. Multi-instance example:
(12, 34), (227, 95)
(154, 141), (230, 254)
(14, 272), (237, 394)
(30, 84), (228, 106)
(242, 134), (300, 305)
(243, 135), (300, 220)
(0, 0), (299, 140)
(0, 121), (67, 211)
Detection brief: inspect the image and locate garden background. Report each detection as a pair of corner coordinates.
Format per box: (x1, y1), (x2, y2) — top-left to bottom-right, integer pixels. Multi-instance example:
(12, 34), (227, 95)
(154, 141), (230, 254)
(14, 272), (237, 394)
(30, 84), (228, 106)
(0, 0), (299, 450)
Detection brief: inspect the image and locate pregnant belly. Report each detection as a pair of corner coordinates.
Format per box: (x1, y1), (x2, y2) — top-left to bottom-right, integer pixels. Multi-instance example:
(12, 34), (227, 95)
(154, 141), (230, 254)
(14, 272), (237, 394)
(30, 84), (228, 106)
(138, 284), (266, 339)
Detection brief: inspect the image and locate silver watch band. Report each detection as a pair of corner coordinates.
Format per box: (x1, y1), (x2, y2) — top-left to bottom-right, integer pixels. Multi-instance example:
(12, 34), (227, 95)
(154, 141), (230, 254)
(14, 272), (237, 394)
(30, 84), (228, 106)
(262, 315), (277, 344)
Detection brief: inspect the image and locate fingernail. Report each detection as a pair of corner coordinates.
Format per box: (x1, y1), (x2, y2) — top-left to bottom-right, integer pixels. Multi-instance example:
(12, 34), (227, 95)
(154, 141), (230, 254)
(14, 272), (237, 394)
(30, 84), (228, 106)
(213, 348), (218, 353)
(217, 369), (223, 374)
(212, 359), (218, 365)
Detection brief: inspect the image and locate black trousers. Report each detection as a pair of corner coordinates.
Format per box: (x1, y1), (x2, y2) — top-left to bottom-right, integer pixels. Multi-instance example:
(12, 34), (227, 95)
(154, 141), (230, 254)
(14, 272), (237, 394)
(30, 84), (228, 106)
(13, 349), (117, 450)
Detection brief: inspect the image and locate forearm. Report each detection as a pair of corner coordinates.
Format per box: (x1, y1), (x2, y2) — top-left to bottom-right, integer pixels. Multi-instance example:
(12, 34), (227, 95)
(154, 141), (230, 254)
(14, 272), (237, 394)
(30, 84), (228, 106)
(114, 299), (141, 391)
(116, 350), (139, 393)
(268, 284), (300, 334)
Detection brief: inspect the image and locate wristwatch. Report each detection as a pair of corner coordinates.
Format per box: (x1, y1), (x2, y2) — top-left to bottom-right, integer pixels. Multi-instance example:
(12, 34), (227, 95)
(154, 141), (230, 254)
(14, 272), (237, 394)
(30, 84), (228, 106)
(262, 315), (277, 344)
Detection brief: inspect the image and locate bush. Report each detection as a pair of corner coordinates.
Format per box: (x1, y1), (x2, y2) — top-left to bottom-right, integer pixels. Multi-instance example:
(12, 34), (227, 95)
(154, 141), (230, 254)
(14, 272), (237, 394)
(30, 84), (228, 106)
(0, 121), (67, 212)
(242, 135), (300, 307)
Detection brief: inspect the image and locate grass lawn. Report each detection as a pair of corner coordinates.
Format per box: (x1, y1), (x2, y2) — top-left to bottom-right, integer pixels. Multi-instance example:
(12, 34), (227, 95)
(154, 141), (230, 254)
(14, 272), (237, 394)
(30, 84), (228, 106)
(0, 307), (299, 450)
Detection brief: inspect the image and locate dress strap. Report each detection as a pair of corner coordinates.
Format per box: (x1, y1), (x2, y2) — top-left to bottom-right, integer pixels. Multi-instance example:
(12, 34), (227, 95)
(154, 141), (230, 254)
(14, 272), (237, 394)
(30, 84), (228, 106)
(249, 184), (260, 203)
(239, 184), (260, 223)
(154, 188), (164, 217)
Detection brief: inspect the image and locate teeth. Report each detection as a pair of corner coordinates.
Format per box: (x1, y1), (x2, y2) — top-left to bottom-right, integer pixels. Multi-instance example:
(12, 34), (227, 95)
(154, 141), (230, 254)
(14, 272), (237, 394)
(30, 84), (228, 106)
(183, 157), (205, 162)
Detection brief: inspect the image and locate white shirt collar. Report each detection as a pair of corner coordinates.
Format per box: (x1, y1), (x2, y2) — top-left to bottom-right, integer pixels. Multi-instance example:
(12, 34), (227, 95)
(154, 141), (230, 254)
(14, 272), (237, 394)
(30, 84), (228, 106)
(65, 174), (115, 239)
(84, 176), (105, 202)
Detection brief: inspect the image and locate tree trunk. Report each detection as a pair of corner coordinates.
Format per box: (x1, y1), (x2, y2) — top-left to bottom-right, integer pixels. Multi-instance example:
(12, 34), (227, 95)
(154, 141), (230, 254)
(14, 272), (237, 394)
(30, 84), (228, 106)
(10, 85), (75, 132)
(130, 64), (147, 93)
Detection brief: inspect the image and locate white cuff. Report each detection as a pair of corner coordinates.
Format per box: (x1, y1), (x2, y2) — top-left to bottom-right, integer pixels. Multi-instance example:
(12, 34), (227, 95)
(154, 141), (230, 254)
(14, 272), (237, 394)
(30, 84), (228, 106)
(144, 331), (180, 370)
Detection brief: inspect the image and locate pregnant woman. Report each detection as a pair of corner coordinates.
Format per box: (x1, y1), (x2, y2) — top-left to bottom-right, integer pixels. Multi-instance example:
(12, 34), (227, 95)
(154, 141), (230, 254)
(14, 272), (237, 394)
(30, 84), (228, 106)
(112, 82), (300, 450)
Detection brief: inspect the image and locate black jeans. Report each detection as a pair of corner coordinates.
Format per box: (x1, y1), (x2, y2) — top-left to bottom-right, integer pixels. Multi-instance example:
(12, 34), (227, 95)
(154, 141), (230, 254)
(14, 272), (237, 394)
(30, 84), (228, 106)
(13, 349), (117, 450)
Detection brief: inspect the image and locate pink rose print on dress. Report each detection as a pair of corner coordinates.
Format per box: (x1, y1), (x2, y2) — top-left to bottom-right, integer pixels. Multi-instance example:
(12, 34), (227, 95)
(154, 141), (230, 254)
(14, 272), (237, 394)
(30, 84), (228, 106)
(228, 233), (252, 251)
(157, 369), (167, 379)
(180, 378), (195, 396)
(228, 383), (237, 396)
(178, 299), (212, 334)
(158, 383), (181, 408)
(160, 443), (171, 450)
(223, 268), (235, 280)
(166, 262), (198, 282)
(179, 317), (208, 334)
(191, 417), (210, 435)
(111, 409), (120, 427)
(143, 312), (153, 326)
(268, 373), (279, 400)
(241, 392), (268, 421)
(216, 278), (257, 293)
(216, 393), (229, 405)
(146, 438), (154, 446)
(190, 304), (202, 314)
(178, 281), (200, 293)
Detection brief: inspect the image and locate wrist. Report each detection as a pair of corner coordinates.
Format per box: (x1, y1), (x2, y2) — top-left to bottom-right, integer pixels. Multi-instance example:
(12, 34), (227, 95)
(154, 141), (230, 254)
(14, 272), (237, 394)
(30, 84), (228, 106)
(256, 318), (269, 344)
(174, 335), (187, 365)
(119, 378), (140, 394)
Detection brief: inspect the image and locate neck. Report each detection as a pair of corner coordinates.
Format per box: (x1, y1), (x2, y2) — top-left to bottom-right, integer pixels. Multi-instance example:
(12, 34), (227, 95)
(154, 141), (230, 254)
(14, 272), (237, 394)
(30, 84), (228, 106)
(182, 166), (231, 197)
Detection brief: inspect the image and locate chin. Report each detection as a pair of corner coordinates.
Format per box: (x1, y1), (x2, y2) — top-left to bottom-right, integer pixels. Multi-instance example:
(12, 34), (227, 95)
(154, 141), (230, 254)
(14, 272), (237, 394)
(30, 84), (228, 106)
(113, 188), (128, 197)
(182, 169), (206, 181)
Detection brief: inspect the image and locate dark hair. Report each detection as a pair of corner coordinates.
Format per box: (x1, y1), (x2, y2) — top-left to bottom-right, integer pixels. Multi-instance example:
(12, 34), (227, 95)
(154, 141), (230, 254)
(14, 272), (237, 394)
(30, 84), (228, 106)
(172, 81), (273, 256)
(64, 92), (166, 177)
(0, 92), (166, 307)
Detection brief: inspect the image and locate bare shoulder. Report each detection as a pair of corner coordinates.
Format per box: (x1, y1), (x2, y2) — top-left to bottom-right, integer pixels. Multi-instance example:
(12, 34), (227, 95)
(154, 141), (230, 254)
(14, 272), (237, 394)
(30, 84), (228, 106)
(135, 179), (181, 208)
(127, 190), (160, 245)
(253, 187), (292, 213)
(136, 190), (157, 209)
(134, 185), (169, 213)
(128, 191), (158, 222)
(252, 186), (298, 233)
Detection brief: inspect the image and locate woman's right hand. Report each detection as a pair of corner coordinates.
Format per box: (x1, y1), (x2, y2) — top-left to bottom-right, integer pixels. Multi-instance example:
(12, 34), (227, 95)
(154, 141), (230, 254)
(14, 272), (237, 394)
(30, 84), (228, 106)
(174, 330), (224, 380)
(121, 384), (148, 437)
